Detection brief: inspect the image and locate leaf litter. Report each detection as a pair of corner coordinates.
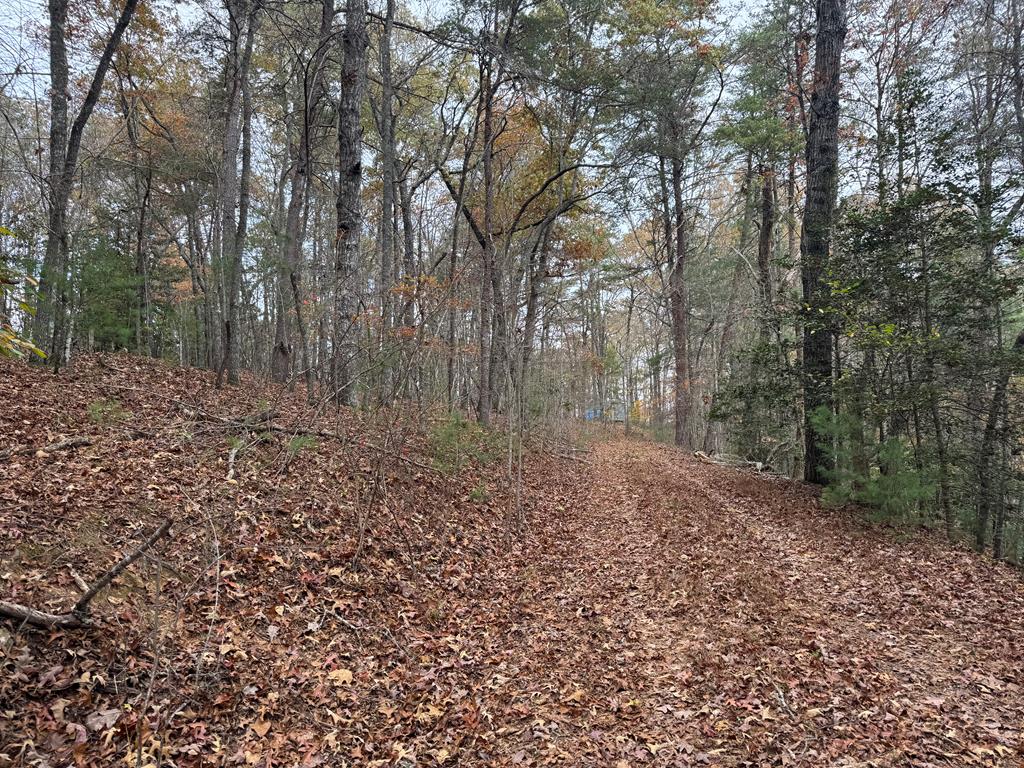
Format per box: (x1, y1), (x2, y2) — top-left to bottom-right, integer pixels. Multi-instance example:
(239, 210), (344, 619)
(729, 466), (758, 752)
(1, 355), (1022, 766)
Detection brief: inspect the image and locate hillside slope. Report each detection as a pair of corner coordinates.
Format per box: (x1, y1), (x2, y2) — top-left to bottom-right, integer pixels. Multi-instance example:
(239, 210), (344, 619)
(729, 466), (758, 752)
(1, 356), (1022, 767)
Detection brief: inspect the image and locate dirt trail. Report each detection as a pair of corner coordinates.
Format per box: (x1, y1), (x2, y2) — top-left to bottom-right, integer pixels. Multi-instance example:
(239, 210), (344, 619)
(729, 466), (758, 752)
(474, 439), (1024, 766)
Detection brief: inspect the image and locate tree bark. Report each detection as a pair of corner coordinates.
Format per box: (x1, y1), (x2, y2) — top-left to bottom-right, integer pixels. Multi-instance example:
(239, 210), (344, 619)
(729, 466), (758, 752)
(669, 155), (691, 449)
(800, 0), (846, 484)
(398, 175), (416, 329)
(378, 0), (397, 365)
(477, 54), (496, 426)
(271, 0), (333, 396)
(216, 0), (258, 387)
(757, 166), (776, 343)
(333, 0), (368, 406)
(520, 227), (550, 386)
(975, 327), (1024, 552)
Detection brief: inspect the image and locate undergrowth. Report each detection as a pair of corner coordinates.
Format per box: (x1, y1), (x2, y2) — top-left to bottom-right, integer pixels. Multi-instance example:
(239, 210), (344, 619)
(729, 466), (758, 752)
(428, 412), (502, 475)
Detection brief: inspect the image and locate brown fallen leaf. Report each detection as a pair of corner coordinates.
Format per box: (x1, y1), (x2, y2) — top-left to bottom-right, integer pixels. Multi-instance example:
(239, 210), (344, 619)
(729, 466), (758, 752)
(328, 668), (353, 685)
(251, 719), (271, 738)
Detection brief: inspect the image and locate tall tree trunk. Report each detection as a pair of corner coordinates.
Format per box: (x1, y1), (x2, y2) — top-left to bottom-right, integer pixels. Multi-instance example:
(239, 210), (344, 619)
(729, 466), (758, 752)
(333, 0), (367, 406)
(623, 287), (635, 437)
(703, 154), (756, 451)
(134, 168), (152, 355)
(444, 116), (479, 408)
(976, 328), (1024, 552)
(669, 155), (691, 449)
(477, 54), (496, 426)
(520, 227), (550, 386)
(216, 0), (257, 387)
(229, 18), (255, 383)
(446, 242), (460, 407)
(378, 0), (396, 372)
(399, 175), (416, 329)
(113, 66), (154, 357)
(916, 229), (955, 538)
(800, 0), (847, 484)
(184, 207), (216, 368)
(756, 166), (776, 344)
(271, 0), (333, 396)
(993, 396), (1010, 559)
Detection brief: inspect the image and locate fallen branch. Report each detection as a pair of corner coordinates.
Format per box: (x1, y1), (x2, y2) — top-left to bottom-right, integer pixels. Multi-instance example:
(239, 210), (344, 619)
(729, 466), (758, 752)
(694, 450), (778, 474)
(273, 422), (436, 472)
(96, 355), (131, 374)
(226, 443), (241, 481)
(232, 408), (276, 428)
(1, 436), (93, 461)
(68, 567), (89, 593)
(0, 600), (88, 629)
(180, 403), (438, 473)
(0, 519), (172, 629)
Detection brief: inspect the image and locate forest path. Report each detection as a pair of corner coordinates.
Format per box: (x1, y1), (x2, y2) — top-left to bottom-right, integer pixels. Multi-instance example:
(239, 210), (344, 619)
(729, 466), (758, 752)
(481, 438), (1024, 766)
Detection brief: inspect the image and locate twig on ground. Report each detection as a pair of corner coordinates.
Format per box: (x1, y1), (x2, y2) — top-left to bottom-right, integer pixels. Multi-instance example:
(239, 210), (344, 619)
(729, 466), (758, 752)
(0, 520), (172, 629)
(179, 403), (438, 473)
(773, 681), (796, 717)
(1, 436), (93, 461)
(226, 443), (241, 481)
(693, 450), (778, 474)
(68, 567), (89, 593)
(193, 503), (222, 687)
(0, 600), (86, 629)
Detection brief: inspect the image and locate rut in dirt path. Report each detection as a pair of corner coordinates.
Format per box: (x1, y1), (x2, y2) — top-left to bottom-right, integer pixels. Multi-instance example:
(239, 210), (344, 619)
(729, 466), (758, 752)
(477, 439), (1023, 767)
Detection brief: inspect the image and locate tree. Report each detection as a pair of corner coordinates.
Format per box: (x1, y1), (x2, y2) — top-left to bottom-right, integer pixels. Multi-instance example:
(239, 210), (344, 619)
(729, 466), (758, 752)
(33, 0), (141, 367)
(333, 0), (368, 405)
(800, 0), (846, 484)
(269, 0), (335, 393)
(216, 0), (261, 387)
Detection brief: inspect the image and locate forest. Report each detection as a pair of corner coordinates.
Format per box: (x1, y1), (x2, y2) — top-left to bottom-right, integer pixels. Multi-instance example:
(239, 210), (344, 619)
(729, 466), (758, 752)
(3, 0), (1024, 555)
(2, 0), (1024, 764)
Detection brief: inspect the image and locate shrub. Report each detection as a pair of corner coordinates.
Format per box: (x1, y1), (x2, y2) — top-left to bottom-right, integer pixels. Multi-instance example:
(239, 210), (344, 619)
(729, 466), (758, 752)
(287, 435), (318, 457)
(428, 412), (501, 475)
(87, 399), (128, 426)
(810, 405), (934, 522)
(469, 482), (489, 503)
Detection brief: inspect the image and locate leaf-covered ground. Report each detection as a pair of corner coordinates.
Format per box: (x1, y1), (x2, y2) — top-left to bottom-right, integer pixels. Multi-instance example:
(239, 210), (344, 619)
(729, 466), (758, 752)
(1, 356), (1022, 766)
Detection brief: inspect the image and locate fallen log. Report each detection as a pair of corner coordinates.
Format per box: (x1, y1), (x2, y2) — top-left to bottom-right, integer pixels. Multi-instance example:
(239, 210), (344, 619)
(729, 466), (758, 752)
(0, 519), (172, 630)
